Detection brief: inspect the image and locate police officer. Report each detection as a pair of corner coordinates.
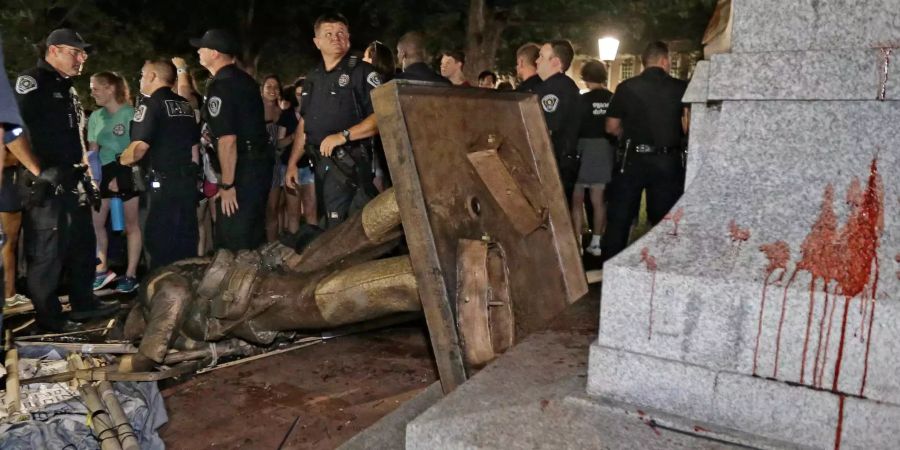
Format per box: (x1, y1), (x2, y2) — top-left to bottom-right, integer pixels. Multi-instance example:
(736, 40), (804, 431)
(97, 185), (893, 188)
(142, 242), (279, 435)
(285, 13), (381, 229)
(14, 29), (118, 332)
(191, 29), (273, 251)
(535, 39), (581, 202)
(515, 43), (541, 93)
(601, 41), (689, 262)
(120, 59), (200, 269)
(395, 32), (451, 84)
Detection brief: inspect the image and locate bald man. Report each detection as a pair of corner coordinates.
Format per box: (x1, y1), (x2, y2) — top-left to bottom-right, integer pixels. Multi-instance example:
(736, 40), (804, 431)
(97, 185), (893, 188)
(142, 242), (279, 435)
(395, 32), (450, 84)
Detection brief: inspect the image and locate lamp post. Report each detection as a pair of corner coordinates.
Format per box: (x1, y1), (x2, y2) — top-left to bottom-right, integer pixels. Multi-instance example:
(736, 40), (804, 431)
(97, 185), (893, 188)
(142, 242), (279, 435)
(597, 37), (619, 62)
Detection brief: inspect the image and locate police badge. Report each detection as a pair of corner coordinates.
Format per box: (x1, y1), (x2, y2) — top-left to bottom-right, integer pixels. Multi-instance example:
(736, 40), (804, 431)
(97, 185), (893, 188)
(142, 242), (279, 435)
(208, 96), (222, 117)
(367, 72), (381, 87)
(133, 105), (148, 122)
(15, 75), (38, 94)
(541, 94), (559, 113)
(338, 74), (351, 87)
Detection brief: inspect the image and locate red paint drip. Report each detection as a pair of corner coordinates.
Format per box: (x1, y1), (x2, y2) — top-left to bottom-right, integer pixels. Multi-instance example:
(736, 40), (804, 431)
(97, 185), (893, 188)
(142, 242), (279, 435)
(752, 272), (773, 376)
(728, 220), (751, 242)
(813, 285), (831, 388)
(773, 269), (798, 378)
(834, 395), (846, 450)
(756, 241), (791, 376)
(819, 285), (838, 387)
(641, 247), (658, 340)
(800, 277), (817, 384)
(693, 426), (710, 433)
(832, 296), (852, 392)
(663, 207), (684, 236)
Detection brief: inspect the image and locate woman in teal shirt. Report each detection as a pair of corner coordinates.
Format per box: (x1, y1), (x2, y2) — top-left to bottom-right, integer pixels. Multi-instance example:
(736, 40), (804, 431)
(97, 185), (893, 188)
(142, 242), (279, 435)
(88, 72), (140, 293)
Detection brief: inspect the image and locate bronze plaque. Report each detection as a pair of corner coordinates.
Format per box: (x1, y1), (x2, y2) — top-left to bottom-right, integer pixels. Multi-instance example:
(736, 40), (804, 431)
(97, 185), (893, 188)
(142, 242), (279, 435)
(372, 81), (588, 393)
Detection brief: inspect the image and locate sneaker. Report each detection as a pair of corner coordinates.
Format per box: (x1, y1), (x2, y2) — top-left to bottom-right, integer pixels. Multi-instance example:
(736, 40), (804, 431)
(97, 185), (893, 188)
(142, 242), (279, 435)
(4, 293), (31, 308)
(586, 244), (603, 257)
(93, 270), (117, 291)
(115, 276), (139, 294)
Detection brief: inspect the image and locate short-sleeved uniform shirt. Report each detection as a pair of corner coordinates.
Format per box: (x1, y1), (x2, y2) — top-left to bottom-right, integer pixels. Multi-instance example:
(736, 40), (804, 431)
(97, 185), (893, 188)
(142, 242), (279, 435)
(534, 72), (581, 160)
(395, 62), (450, 84)
(15, 59), (85, 169)
(300, 53), (381, 147)
(577, 88), (614, 141)
(88, 105), (135, 164)
(202, 64), (269, 154)
(130, 87), (200, 173)
(605, 67), (687, 147)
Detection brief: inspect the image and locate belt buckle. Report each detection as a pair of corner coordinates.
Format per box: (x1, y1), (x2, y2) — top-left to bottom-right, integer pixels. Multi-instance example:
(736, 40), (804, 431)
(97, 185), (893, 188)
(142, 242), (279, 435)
(635, 144), (653, 153)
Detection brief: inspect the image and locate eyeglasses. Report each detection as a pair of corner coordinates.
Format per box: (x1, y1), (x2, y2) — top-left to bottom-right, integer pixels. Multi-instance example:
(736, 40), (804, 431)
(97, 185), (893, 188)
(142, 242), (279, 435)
(55, 45), (88, 60)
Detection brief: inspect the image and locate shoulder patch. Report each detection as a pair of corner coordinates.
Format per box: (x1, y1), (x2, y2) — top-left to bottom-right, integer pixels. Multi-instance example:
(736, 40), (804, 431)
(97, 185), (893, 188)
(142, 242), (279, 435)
(367, 72), (382, 88)
(541, 94), (559, 113)
(207, 96), (222, 117)
(112, 123), (126, 136)
(164, 100), (195, 118)
(15, 75), (38, 94)
(133, 105), (148, 123)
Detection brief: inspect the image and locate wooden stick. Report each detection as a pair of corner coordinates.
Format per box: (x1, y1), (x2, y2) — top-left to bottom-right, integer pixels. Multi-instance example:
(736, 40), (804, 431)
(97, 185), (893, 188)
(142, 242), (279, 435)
(16, 341), (137, 354)
(69, 355), (122, 450)
(585, 269), (603, 285)
(22, 361), (200, 385)
(97, 381), (140, 450)
(4, 330), (22, 417)
(17, 326), (107, 340)
(197, 338), (323, 374)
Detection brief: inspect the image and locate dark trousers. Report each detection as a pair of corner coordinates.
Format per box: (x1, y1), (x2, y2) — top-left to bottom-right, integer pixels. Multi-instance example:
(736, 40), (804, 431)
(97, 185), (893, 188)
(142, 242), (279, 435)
(312, 145), (375, 229)
(215, 159), (272, 252)
(24, 192), (96, 330)
(601, 153), (685, 262)
(145, 179), (199, 270)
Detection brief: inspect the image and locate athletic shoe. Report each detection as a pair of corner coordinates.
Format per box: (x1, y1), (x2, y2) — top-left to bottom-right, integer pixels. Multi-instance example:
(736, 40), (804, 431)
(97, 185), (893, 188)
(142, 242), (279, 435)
(93, 270), (117, 291)
(586, 244), (603, 257)
(4, 293), (31, 308)
(115, 276), (139, 294)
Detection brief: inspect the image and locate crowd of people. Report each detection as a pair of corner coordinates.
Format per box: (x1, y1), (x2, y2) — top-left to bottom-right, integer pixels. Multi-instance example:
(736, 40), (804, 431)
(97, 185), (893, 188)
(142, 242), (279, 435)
(0, 13), (689, 335)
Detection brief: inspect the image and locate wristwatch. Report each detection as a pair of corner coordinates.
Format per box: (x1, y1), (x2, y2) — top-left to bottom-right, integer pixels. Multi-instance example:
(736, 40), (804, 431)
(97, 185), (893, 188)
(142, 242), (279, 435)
(176, 67), (187, 74)
(341, 129), (351, 143)
(217, 182), (235, 190)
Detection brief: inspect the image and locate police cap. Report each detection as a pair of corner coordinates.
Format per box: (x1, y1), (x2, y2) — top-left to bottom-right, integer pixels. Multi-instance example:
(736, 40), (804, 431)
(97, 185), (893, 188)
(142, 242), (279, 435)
(190, 29), (240, 55)
(46, 28), (92, 51)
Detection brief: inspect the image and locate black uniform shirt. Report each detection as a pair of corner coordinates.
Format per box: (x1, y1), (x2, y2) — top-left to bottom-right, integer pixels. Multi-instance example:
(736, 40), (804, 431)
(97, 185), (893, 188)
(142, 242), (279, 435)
(395, 62), (450, 84)
(202, 64), (269, 151)
(534, 72), (580, 160)
(605, 67), (687, 147)
(516, 74), (541, 94)
(300, 53), (381, 147)
(131, 87), (200, 172)
(14, 59), (85, 167)
(577, 88), (614, 140)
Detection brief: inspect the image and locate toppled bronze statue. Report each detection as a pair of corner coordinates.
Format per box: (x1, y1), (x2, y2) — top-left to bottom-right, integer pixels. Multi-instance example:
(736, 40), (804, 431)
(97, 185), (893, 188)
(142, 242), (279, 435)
(120, 188), (421, 372)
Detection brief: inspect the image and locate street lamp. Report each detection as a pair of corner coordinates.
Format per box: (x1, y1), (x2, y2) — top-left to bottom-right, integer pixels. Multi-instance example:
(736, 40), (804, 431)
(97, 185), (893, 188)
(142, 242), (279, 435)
(597, 37), (619, 62)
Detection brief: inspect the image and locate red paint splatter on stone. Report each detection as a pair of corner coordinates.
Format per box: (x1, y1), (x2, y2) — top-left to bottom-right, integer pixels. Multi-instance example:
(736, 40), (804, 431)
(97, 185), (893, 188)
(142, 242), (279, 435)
(663, 207), (684, 236)
(540, 399), (550, 411)
(834, 395), (846, 450)
(728, 220), (750, 243)
(641, 247), (658, 340)
(693, 426), (710, 433)
(773, 269), (798, 378)
(754, 241), (790, 376)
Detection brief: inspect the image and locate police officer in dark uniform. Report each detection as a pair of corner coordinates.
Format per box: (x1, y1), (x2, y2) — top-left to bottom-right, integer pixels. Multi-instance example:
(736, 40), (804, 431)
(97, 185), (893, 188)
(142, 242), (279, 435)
(395, 32), (451, 84)
(286, 13), (381, 229)
(515, 43), (542, 93)
(14, 29), (118, 332)
(534, 39), (581, 202)
(120, 59), (200, 269)
(191, 29), (273, 251)
(601, 41), (689, 262)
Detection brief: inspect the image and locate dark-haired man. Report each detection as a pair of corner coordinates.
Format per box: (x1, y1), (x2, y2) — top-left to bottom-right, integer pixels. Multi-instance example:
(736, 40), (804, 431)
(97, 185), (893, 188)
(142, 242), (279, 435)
(120, 59), (200, 269)
(285, 13), (381, 229)
(191, 29), (272, 251)
(15, 29), (119, 332)
(440, 49), (469, 86)
(515, 43), (541, 93)
(601, 41), (689, 262)
(535, 39), (581, 202)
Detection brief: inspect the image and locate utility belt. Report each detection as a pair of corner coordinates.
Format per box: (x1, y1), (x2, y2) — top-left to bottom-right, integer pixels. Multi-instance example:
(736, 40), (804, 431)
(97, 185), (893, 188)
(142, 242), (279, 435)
(617, 139), (687, 173)
(17, 163), (101, 211)
(147, 164), (201, 191)
(306, 142), (376, 197)
(207, 139), (274, 172)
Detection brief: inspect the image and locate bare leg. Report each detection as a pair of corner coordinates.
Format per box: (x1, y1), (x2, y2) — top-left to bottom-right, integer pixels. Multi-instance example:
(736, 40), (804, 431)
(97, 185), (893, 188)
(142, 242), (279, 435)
(0, 211), (22, 298)
(123, 197), (142, 278)
(284, 186), (301, 234)
(570, 185), (585, 243)
(265, 186), (281, 242)
(92, 199), (111, 272)
(589, 185), (607, 236)
(301, 183), (317, 225)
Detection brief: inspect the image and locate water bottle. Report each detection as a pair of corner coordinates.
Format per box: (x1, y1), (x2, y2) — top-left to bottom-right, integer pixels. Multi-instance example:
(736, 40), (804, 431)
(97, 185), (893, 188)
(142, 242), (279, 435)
(86, 149), (102, 183)
(109, 196), (125, 232)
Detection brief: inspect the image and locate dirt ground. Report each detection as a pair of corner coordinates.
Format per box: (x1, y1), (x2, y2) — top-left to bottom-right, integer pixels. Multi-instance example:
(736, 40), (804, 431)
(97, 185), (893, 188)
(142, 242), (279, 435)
(158, 322), (438, 449)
